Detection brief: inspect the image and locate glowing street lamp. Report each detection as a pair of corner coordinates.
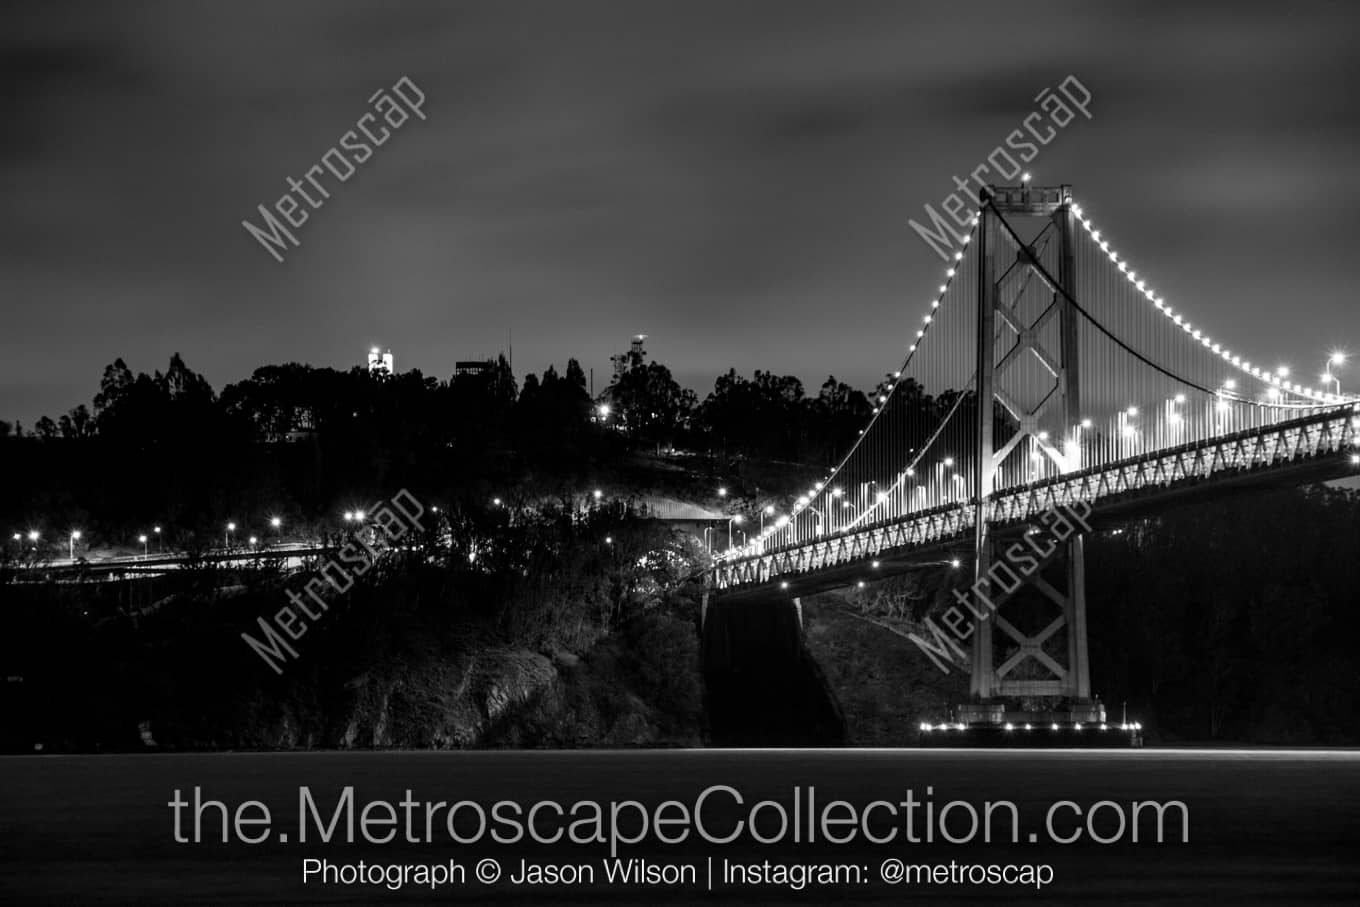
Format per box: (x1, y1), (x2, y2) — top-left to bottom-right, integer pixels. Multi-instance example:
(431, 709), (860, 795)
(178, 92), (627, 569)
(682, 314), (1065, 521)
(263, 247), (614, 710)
(717, 487), (728, 498)
(153, 525), (162, 553)
(138, 533), (148, 557)
(27, 530), (39, 544)
(248, 535), (258, 547)
(1323, 353), (1347, 395)
(727, 514), (745, 549)
(760, 504), (775, 532)
(69, 530), (81, 560)
(225, 522), (236, 547)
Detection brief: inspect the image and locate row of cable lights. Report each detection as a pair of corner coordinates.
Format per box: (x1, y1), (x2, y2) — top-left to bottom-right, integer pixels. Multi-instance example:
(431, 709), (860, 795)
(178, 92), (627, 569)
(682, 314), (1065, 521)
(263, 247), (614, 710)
(919, 721), (1143, 732)
(838, 178), (1088, 514)
(729, 197), (986, 572)
(723, 192), (1360, 581)
(1069, 199), (1346, 406)
(733, 214), (985, 564)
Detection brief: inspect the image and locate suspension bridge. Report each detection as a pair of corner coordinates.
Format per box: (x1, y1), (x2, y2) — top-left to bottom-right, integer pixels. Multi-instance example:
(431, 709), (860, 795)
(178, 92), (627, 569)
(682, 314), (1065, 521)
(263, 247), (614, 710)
(704, 183), (1360, 733)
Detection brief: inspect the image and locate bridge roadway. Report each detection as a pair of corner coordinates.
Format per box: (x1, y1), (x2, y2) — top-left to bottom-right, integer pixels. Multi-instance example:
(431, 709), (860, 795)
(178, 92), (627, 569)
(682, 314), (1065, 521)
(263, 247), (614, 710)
(6, 541), (334, 582)
(711, 404), (1360, 603)
(11, 509), (731, 583)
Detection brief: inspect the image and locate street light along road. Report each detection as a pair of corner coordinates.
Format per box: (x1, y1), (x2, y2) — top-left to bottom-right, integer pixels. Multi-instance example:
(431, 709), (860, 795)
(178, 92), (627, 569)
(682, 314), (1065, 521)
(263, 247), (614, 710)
(727, 514), (745, 550)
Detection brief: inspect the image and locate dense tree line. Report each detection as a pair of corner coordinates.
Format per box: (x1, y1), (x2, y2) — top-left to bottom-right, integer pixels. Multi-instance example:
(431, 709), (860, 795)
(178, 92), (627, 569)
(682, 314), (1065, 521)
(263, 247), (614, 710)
(0, 351), (883, 550)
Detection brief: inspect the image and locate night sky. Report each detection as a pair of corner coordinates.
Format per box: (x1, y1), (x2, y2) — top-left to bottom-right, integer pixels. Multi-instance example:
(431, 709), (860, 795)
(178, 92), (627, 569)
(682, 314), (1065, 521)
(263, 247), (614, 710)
(4, 1), (1359, 425)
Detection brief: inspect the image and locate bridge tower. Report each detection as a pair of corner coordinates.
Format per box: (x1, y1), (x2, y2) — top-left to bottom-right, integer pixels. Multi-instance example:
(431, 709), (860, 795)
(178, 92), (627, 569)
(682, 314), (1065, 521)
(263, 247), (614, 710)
(966, 183), (1099, 725)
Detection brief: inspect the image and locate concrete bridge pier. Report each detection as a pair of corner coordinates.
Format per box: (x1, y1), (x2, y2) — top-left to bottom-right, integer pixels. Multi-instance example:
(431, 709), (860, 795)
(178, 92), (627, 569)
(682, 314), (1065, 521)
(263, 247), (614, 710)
(700, 590), (843, 746)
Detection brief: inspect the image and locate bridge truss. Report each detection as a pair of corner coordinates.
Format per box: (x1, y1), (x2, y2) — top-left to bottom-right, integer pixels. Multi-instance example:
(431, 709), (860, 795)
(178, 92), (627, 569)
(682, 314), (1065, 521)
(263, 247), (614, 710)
(709, 183), (1360, 719)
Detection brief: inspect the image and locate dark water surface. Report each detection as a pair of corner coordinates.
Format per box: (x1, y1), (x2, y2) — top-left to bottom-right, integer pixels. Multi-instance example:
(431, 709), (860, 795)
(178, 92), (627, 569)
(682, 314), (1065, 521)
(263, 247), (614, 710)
(2, 749), (1357, 904)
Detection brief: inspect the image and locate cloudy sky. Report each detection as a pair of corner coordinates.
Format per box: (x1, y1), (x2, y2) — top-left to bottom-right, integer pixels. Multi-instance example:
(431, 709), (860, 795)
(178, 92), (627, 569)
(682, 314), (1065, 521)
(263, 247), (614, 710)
(4, 0), (1359, 424)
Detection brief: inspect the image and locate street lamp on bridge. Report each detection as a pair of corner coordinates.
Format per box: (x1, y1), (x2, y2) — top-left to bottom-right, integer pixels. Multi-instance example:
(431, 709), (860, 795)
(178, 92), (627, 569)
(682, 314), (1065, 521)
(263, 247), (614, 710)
(1322, 352), (1347, 395)
(727, 514), (744, 550)
(69, 530), (80, 561)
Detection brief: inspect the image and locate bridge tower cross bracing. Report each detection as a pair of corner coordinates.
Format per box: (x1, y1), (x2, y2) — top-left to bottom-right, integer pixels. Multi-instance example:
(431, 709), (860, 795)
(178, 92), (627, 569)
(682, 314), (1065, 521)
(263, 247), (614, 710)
(969, 183), (1094, 717)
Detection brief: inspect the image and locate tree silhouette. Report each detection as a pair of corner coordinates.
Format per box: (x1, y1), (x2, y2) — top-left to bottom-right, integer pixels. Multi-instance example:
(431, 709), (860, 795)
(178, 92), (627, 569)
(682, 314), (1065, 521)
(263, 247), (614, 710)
(602, 359), (696, 448)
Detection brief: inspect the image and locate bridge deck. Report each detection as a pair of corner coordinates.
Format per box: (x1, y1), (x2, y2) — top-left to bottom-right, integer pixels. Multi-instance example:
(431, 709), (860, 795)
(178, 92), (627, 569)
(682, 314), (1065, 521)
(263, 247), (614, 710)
(711, 405), (1359, 598)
